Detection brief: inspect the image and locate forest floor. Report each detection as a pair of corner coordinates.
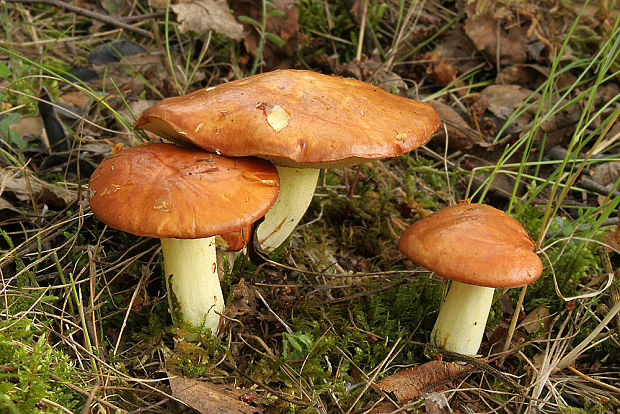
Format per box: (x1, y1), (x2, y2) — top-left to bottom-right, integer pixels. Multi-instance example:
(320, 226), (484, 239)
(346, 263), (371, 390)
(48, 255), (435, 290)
(0, 0), (619, 412)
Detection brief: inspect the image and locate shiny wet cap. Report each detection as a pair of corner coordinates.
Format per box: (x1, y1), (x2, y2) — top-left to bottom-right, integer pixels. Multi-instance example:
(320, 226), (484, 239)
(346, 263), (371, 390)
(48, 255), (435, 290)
(398, 203), (543, 288)
(135, 69), (440, 168)
(89, 143), (279, 239)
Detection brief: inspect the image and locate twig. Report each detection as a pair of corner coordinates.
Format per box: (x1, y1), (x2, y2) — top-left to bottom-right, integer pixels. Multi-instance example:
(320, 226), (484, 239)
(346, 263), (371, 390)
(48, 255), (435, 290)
(355, 0), (368, 61)
(222, 361), (309, 407)
(565, 365), (620, 394)
(254, 288), (292, 334)
(424, 345), (526, 394)
(555, 297), (620, 371)
(4, 0), (153, 39)
(346, 337), (403, 414)
(80, 382), (100, 414)
(502, 285), (528, 357)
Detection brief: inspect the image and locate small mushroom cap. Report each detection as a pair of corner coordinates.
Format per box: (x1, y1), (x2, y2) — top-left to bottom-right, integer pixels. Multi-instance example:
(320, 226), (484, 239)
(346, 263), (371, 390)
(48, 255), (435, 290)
(218, 224), (252, 252)
(135, 69), (440, 168)
(89, 143), (279, 239)
(398, 203), (543, 288)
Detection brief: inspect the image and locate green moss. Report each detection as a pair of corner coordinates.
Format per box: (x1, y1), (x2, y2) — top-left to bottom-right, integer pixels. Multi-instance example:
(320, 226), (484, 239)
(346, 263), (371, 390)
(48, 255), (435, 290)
(0, 320), (86, 413)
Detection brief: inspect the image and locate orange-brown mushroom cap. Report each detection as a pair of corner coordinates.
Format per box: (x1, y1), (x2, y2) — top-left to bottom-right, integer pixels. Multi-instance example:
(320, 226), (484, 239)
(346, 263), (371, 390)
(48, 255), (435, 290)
(88, 143), (279, 239)
(398, 203), (543, 288)
(134, 69), (440, 168)
(218, 224), (253, 252)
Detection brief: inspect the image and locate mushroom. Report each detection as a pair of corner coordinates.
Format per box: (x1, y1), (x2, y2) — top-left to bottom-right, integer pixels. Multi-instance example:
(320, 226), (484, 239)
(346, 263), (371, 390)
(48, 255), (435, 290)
(88, 143), (279, 334)
(398, 202), (543, 355)
(135, 69), (440, 251)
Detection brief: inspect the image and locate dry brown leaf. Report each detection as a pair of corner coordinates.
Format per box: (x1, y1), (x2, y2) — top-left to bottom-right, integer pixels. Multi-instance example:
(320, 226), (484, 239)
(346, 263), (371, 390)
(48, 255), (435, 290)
(0, 197), (20, 218)
(518, 305), (551, 334)
(9, 116), (43, 139)
(481, 84), (538, 134)
(482, 84), (536, 118)
(231, 0), (302, 70)
(497, 64), (549, 89)
(172, 0), (244, 40)
(591, 162), (620, 187)
(376, 361), (472, 404)
(604, 229), (620, 253)
(427, 100), (485, 151)
(464, 14), (527, 66)
(0, 168), (75, 208)
(169, 376), (262, 413)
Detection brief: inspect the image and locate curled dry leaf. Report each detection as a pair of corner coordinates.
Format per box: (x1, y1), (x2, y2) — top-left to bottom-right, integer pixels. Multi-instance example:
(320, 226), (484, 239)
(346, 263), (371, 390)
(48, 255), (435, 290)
(464, 14), (527, 66)
(169, 376), (262, 414)
(604, 223), (620, 254)
(0, 197), (20, 218)
(376, 360), (472, 404)
(518, 305), (551, 334)
(427, 100), (485, 151)
(172, 0), (244, 40)
(0, 168), (75, 209)
(424, 51), (458, 87)
(480, 84), (538, 134)
(591, 162), (620, 188)
(231, 0), (302, 70)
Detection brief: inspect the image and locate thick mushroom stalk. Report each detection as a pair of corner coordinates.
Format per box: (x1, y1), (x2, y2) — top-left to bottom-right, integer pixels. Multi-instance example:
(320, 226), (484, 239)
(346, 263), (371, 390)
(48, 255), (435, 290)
(431, 282), (495, 355)
(257, 166), (319, 250)
(88, 143), (279, 336)
(134, 70), (441, 252)
(161, 237), (223, 333)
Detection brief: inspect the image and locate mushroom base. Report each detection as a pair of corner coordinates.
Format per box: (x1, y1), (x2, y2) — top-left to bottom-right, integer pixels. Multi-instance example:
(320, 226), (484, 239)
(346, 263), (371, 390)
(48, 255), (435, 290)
(431, 281), (495, 355)
(257, 166), (320, 251)
(161, 237), (224, 335)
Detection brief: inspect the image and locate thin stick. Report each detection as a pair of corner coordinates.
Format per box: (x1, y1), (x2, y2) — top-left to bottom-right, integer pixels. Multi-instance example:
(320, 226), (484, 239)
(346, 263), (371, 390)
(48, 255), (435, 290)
(345, 337), (402, 414)
(566, 365), (620, 394)
(502, 285), (528, 355)
(355, 0), (368, 61)
(254, 289), (293, 334)
(4, 0), (153, 38)
(555, 298), (620, 371)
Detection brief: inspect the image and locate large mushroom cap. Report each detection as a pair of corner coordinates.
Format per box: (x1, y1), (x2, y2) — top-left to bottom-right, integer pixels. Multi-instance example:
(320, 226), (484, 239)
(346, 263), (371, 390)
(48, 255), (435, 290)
(399, 203), (543, 288)
(89, 143), (279, 239)
(135, 69), (440, 168)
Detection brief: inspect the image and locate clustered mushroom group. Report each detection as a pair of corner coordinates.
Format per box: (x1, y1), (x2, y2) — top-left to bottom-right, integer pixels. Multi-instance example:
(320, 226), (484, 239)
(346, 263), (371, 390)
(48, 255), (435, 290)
(89, 69), (543, 355)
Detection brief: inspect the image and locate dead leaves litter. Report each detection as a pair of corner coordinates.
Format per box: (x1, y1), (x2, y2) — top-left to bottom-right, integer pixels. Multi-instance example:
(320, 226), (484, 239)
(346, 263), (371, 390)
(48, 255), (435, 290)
(169, 376), (262, 413)
(172, 0), (244, 40)
(376, 360), (472, 404)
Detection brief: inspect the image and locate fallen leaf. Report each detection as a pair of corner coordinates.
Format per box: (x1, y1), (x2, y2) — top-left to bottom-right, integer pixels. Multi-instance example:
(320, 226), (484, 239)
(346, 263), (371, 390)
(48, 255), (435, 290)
(604, 229), (620, 254)
(424, 51), (458, 87)
(480, 84), (538, 134)
(432, 28), (482, 74)
(9, 116), (43, 139)
(231, 0), (302, 70)
(169, 376), (262, 413)
(427, 100), (485, 151)
(518, 305), (551, 334)
(58, 92), (92, 112)
(376, 361), (472, 404)
(0, 197), (20, 218)
(172, 0), (244, 40)
(591, 162), (620, 187)
(464, 14), (527, 66)
(0, 168), (75, 208)
(496, 64), (549, 89)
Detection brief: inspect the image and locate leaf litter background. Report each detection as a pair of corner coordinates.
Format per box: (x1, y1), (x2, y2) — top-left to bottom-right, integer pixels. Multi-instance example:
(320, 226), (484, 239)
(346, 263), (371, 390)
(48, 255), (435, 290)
(0, 0), (619, 413)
